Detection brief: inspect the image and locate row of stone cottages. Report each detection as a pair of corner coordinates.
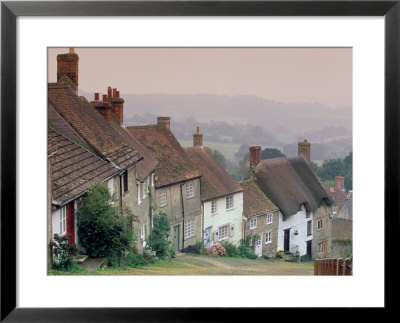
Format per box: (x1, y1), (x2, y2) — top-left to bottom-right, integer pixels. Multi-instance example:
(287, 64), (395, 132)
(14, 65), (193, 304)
(48, 49), (334, 265)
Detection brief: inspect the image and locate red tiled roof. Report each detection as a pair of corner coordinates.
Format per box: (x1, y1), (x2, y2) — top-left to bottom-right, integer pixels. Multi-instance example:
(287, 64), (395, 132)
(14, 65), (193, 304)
(109, 114), (158, 182)
(49, 126), (119, 206)
(48, 82), (141, 170)
(239, 179), (278, 218)
(127, 125), (200, 187)
(184, 146), (243, 201)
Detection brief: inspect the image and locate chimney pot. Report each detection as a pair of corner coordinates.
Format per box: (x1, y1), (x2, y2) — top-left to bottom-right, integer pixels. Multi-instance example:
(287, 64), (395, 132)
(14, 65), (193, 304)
(112, 88), (117, 97)
(57, 49), (79, 90)
(102, 94), (107, 102)
(116, 91), (120, 98)
(335, 175), (345, 189)
(249, 146), (262, 168)
(107, 87), (112, 97)
(157, 117), (170, 130)
(193, 127), (203, 147)
(94, 93), (99, 101)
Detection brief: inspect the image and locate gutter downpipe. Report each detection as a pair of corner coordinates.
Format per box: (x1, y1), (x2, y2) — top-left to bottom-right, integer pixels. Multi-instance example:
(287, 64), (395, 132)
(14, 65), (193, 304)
(180, 182), (185, 251)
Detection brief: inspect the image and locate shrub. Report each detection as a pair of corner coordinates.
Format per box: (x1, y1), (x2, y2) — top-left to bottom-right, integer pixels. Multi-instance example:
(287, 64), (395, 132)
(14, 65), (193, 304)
(206, 243), (226, 257)
(50, 234), (77, 270)
(192, 241), (206, 255)
(147, 212), (175, 260)
(221, 241), (239, 257)
(286, 251), (301, 263)
(76, 183), (135, 264)
(238, 234), (259, 259)
(276, 250), (284, 259)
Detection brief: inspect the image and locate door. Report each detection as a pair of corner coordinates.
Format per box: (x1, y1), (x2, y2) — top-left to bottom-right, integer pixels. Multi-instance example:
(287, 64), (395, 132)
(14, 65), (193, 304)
(322, 240), (328, 257)
(284, 229), (290, 254)
(66, 202), (75, 244)
(306, 240), (312, 261)
(204, 227), (211, 248)
(173, 225), (180, 251)
(255, 236), (262, 257)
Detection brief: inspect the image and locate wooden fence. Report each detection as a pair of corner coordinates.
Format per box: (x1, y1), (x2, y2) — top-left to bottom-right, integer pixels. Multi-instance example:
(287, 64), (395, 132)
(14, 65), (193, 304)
(314, 258), (352, 275)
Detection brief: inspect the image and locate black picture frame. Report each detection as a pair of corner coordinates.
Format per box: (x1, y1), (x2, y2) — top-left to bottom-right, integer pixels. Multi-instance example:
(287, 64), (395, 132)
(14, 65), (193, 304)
(1, 1), (398, 321)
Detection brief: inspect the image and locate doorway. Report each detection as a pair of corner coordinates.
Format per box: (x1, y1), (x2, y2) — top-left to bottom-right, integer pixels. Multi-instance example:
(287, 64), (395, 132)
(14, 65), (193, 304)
(204, 227), (211, 248)
(255, 236), (262, 257)
(284, 229), (290, 254)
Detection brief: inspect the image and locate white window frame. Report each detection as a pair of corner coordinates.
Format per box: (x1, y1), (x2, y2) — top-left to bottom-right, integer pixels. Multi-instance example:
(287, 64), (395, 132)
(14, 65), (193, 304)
(142, 182), (147, 200)
(266, 213), (273, 224)
(137, 183), (142, 205)
(226, 195), (234, 210)
(218, 224), (230, 241)
(211, 200), (218, 215)
(184, 219), (195, 239)
(151, 173), (154, 187)
(317, 218), (323, 230)
(186, 181), (194, 198)
(265, 231), (272, 244)
(159, 189), (167, 207)
(250, 217), (257, 229)
(307, 220), (312, 236)
(60, 206), (66, 236)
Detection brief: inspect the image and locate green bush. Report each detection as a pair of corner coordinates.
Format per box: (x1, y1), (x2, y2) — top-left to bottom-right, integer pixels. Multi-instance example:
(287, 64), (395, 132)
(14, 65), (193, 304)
(147, 212), (175, 260)
(238, 234), (259, 259)
(193, 241), (206, 255)
(286, 251), (301, 263)
(76, 183), (135, 264)
(49, 234), (77, 270)
(221, 241), (239, 257)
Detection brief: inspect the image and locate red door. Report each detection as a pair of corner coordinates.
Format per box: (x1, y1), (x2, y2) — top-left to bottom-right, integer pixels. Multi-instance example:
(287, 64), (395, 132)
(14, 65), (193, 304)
(66, 202), (75, 244)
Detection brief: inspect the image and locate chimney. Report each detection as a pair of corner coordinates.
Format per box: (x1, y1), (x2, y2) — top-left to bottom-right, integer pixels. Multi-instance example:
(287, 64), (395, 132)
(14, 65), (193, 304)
(106, 87), (124, 124)
(298, 139), (311, 164)
(90, 94), (112, 123)
(57, 48), (79, 90)
(94, 93), (99, 101)
(193, 126), (203, 147)
(249, 146), (261, 180)
(335, 175), (345, 190)
(157, 117), (170, 130)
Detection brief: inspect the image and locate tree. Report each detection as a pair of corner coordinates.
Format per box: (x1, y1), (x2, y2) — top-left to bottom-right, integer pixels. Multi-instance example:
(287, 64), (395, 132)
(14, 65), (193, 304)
(147, 212), (174, 259)
(204, 147), (227, 169)
(76, 183), (135, 263)
(261, 148), (286, 160)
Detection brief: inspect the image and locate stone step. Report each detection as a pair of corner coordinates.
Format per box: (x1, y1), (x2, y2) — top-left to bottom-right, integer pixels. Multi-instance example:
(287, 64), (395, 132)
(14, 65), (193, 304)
(77, 257), (108, 272)
(75, 255), (89, 264)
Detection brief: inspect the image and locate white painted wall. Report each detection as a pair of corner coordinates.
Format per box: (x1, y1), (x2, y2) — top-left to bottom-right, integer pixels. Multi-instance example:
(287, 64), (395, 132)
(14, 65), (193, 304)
(277, 205), (313, 256)
(203, 192), (243, 246)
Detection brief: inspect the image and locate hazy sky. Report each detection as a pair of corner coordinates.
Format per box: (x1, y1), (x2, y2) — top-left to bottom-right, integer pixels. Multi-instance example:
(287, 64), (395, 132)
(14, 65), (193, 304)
(48, 47), (352, 107)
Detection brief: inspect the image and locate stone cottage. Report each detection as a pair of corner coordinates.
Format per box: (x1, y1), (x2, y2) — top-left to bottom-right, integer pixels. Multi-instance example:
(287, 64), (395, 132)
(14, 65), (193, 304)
(253, 141), (333, 260)
(185, 128), (244, 248)
(127, 118), (202, 252)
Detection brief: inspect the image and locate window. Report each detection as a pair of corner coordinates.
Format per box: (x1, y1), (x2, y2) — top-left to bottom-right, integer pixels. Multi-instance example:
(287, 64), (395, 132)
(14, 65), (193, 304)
(151, 173), (155, 187)
(250, 218), (257, 229)
(137, 184), (142, 205)
(265, 231), (272, 244)
(226, 195), (234, 210)
(266, 213), (273, 224)
(142, 182), (146, 200)
(306, 210), (311, 218)
(218, 224), (229, 240)
(184, 219), (195, 239)
(159, 189), (167, 207)
(211, 200), (218, 215)
(107, 178), (114, 196)
(282, 214), (287, 221)
(123, 171), (128, 193)
(59, 206), (66, 236)
(186, 181), (194, 198)
(317, 218), (323, 230)
(307, 220), (312, 236)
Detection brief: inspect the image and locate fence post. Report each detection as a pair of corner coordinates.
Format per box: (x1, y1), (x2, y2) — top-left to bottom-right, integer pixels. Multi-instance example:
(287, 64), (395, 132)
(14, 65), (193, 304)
(322, 258), (327, 275)
(332, 258), (338, 276)
(345, 258), (352, 275)
(314, 259), (319, 275)
(338, 258), (344, 275)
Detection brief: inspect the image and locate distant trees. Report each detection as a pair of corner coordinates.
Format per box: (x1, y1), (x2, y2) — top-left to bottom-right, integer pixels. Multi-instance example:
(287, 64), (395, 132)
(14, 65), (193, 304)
(205, 147), (227, 169)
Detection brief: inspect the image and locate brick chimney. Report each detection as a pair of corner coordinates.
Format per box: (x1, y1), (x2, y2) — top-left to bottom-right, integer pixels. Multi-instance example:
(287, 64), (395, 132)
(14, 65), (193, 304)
(91, 94), (112, 123)
(106, 87), (125, 124)
(249, 146), (261, 180)
(57, 48), (79, 90)
(298, 139), (311, 164)
(335, 175), (345, 190)
(193, 127), (203, 147)
(157, 117), (170, 130)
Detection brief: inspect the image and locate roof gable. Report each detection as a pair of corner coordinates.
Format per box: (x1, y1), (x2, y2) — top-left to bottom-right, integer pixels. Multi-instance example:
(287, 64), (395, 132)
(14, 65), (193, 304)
(127, 125), (200, 187)
(185, 146), (243, 201)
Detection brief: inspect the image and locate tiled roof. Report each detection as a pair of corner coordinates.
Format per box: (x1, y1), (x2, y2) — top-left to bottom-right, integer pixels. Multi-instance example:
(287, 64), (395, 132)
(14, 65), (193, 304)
(109, 114), (158, 182)
(184, 146), (243, 201)
(127, 125), (200, 187)
(255, 157), (331, 217)
(48, 82), (141, 170)
(239, 179), (278, 218)
(325, 184), (348, 205)
(49, 126), (119, 206)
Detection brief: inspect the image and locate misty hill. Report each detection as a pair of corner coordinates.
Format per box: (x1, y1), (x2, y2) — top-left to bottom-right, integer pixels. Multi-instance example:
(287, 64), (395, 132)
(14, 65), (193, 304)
(117, 93), (352, 136)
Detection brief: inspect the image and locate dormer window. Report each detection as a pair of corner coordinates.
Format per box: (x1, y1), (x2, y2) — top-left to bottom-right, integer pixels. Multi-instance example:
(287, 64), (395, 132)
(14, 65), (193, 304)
(186, 181), (194, 198)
